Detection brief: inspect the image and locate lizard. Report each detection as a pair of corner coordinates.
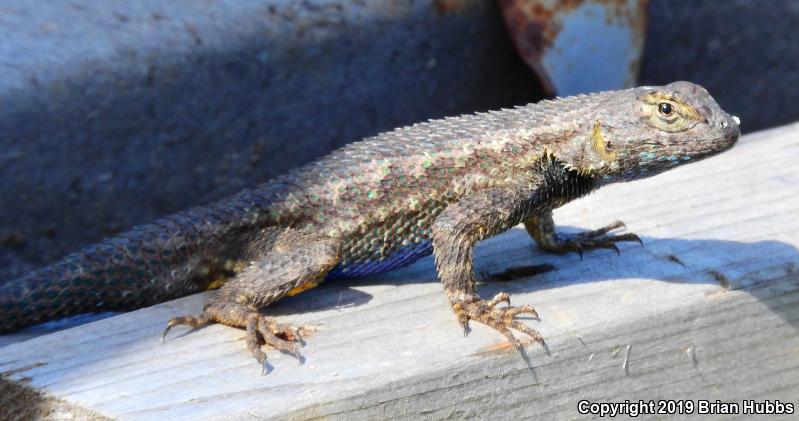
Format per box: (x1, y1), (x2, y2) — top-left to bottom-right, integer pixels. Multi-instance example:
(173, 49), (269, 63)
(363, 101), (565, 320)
(0, 81), (740, 371)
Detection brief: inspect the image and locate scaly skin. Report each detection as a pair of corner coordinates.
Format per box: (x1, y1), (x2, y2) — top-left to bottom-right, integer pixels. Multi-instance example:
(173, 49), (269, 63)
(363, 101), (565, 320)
(0, 82), (740, 372)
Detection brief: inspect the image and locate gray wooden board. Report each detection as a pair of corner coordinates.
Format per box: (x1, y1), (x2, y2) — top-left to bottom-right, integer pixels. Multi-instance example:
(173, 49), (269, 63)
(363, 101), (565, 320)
(2, 123), (799, 420)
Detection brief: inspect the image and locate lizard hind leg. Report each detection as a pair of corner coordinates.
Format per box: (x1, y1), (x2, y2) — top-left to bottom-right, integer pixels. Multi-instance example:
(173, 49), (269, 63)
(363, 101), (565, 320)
(162, 231), (340, 373)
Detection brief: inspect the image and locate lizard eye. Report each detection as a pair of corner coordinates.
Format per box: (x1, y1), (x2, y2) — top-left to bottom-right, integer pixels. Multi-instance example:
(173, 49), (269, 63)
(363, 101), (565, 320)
(655, 100), (680, 125)
(642, 92), (701, 132)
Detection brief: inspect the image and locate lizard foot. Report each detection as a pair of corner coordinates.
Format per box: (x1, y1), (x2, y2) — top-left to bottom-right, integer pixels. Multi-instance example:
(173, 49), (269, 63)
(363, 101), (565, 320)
(541, 221), (642, 258)
(452, 292), (544, 351)
(162, 307), (306, 374)
(245, 313), (305, 374)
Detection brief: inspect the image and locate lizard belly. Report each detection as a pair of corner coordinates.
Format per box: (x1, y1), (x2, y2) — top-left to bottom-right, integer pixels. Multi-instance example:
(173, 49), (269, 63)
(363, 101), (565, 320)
(325, 240), (433, 280)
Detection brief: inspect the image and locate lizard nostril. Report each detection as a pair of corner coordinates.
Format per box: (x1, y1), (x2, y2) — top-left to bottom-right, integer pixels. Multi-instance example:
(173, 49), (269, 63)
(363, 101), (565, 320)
(720, 120), (728, 128)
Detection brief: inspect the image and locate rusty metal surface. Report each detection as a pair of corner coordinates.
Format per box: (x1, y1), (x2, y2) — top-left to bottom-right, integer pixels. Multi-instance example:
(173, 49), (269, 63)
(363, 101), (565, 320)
(500, 0), (648, 96)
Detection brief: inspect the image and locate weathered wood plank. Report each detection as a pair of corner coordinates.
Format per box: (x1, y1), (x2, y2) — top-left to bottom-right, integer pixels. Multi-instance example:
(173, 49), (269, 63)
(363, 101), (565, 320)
(2, 123), (799, 420)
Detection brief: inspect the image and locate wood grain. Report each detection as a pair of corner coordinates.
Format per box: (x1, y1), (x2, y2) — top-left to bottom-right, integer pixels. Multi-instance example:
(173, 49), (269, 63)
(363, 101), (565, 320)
(2, 123), (799, 420)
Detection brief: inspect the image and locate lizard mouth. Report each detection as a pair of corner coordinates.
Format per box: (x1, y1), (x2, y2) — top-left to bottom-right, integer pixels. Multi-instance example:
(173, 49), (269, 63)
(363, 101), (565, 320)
(687, 132), (740, 162)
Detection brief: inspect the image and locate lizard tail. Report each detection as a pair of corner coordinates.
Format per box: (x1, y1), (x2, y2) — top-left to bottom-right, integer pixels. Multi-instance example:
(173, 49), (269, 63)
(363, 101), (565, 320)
(0, 200), (256, 333)
(0, 254), (156, 333)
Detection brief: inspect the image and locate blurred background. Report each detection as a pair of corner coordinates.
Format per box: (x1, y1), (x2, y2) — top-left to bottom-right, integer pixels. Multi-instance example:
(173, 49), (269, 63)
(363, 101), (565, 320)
(1, 0), (797, 281)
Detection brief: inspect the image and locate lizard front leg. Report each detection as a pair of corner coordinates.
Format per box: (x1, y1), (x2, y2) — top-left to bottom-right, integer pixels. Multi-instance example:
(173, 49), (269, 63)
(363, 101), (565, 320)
(163, 230), (340, 373)
(525, 211), (642, 258)
(431, 187), (544, 351)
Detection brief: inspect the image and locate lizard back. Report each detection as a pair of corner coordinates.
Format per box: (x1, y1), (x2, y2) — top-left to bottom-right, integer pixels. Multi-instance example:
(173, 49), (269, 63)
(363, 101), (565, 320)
(0, 87), (656, 331)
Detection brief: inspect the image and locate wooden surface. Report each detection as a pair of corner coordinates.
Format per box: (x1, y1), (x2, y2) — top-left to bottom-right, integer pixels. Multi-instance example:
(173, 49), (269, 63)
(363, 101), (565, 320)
(2, 123), (799, 420)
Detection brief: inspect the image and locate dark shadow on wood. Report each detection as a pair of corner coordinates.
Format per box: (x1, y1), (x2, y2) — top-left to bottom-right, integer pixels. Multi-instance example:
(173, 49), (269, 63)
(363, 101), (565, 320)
(272, 229), (799, 333)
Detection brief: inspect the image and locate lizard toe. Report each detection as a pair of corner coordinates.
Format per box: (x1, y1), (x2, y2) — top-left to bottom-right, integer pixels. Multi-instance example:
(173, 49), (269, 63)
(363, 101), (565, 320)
(543, 221), (642, 256)
(161, 313), (211, 343)
(244, 313), (306, 372)
(452, 294), (544, 352)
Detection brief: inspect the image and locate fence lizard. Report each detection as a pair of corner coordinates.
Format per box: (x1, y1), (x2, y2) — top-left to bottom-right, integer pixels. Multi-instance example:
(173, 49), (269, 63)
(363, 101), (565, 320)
(0, 81), (740, 371)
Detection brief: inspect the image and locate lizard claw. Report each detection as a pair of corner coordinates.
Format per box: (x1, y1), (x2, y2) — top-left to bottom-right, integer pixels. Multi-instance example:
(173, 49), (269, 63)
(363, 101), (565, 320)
(246, 314), (305, 370)
(542, 221), (642, 257)
(161, 314), (210, 343)
(452, 294), (544, 352)
(487, 292), (511, 308)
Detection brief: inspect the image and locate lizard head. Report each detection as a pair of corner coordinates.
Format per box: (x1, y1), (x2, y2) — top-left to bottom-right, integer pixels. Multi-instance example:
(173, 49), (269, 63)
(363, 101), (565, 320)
(579, 81), (740, 182)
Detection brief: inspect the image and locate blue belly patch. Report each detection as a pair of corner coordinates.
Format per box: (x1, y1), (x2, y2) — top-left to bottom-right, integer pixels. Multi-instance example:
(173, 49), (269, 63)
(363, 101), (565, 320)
(326, 241), (433, 280)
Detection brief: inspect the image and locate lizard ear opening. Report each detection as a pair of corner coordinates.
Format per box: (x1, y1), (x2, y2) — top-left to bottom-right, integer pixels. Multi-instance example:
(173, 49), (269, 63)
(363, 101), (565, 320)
(591, 121), (615, 161)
